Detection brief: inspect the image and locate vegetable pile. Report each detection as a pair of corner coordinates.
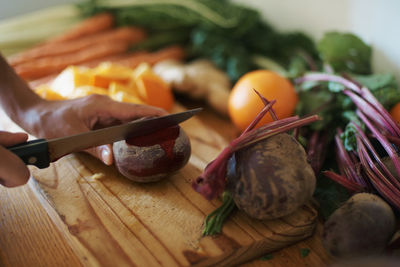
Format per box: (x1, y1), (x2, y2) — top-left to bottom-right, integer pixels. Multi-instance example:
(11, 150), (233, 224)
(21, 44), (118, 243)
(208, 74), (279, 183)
(2, 0), (400, 261)
(35, 62), (175, 111)
(77, 0), (318, 82)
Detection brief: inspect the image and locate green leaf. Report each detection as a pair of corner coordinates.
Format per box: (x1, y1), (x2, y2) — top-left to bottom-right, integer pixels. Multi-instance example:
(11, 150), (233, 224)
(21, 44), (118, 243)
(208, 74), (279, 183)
(328, 81), (345, 92)
(351, 73), (400, 109)
(300, 248), (310, 258)
(260, 254), (274, 261)
(202, 191), (236, 236)
(287, 56), (308, 78)
(317, 32), (372, 74)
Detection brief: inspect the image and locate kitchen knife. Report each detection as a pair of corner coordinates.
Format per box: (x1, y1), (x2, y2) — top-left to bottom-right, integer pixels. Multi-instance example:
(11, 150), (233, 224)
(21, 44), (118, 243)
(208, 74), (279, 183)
(7, 108), (202, 169)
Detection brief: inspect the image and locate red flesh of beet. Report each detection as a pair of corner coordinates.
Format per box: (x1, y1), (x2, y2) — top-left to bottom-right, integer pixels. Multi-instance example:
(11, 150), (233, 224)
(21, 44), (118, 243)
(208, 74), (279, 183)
(114, 125), (190, 181)
(126, 125), (180, 159)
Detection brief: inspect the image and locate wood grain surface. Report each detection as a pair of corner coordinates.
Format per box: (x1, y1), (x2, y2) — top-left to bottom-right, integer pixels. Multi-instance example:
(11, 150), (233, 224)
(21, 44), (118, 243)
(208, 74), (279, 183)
(0, 105), (333, 267)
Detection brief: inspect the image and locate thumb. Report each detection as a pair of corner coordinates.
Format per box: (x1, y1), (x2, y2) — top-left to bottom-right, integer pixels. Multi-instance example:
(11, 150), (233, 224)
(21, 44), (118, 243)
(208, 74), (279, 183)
(85, 144), (113, 165)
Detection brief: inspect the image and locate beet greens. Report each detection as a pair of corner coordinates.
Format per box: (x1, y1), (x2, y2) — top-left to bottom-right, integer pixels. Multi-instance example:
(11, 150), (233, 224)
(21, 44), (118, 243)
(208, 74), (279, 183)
(296, 73), (400, 211)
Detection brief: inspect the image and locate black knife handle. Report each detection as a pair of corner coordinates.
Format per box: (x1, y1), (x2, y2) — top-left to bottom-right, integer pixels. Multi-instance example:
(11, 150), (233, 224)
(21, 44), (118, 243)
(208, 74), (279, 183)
(7, 139), (50, 169)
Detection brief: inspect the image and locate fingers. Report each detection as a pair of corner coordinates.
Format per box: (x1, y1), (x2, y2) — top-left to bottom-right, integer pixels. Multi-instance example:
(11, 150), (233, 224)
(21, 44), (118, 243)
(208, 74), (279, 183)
(0, 131), (28, 146)
(0, 132), (30, 187)
(0, 146), (30, 187)
(85, 144), (113, 166)
(107, 101), (168, 122)
(130, 104), (168, 117)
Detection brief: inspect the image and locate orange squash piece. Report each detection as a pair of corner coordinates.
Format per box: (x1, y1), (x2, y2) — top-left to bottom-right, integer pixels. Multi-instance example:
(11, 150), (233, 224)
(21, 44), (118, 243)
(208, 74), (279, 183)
(136, 72), (174, 111)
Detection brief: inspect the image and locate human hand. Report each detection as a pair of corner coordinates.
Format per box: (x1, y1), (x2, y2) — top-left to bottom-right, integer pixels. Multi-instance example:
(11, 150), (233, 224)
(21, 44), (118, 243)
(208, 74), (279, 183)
(0, 131), (30, 187)
(23, 95), (167, 165)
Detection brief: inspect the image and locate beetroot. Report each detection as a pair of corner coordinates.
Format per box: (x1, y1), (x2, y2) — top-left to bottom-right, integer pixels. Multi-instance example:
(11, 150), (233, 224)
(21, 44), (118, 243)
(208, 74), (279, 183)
(227, 133), (316, 220)
(322, 193), (396, 259)
(113, 125), (191, 182)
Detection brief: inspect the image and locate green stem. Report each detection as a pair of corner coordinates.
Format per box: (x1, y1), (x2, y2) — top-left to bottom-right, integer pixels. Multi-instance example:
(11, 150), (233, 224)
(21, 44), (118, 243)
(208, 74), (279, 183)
(202, 191), (236, 236)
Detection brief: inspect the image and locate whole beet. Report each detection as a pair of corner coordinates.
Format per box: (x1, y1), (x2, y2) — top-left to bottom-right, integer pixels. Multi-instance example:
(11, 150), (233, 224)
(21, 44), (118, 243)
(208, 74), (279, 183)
(323, 193), (396, 259)
(227, 133), (316, 220)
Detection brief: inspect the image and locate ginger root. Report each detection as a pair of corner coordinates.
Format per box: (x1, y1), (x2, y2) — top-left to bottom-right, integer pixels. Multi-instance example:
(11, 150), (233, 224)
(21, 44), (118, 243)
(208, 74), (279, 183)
(153, 59), (231, 115)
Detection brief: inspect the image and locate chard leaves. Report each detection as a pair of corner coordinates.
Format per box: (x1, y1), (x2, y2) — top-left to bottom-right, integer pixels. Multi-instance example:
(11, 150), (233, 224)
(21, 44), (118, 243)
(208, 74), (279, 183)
(317, 32), (372, 74)
(351, 73), (400, 109)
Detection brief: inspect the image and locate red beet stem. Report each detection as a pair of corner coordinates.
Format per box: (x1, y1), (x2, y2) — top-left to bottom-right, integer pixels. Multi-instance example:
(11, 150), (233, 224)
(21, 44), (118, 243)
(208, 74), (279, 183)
(241, 99), (276, 135)
(253, 89), (279, 121)
(323, 171), (364, 193)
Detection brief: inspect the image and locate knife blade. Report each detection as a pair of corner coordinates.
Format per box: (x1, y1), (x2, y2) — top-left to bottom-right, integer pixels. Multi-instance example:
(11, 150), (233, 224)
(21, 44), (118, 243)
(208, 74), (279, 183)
(7, 108), (202, 169)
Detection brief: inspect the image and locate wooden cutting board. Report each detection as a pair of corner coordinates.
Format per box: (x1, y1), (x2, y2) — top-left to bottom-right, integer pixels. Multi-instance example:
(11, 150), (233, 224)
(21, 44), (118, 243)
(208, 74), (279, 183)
(3, 105), (318, 267)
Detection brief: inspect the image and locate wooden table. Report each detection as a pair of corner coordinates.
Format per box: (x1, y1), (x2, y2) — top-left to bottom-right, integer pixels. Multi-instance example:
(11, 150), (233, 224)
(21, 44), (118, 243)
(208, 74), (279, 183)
(0, 103), (332, 267)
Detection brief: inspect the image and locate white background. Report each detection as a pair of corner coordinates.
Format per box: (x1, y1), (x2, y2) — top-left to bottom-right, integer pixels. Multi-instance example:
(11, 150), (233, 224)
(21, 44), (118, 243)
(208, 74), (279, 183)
(1, 0), (400, 81)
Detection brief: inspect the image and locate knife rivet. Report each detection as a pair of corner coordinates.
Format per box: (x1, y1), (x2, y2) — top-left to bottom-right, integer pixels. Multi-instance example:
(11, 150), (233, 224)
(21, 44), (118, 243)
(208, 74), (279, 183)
(28, 157), (37, 164)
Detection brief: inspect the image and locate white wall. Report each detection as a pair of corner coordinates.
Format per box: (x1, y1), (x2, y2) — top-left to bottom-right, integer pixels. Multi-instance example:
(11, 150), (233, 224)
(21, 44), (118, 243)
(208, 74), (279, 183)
(1, 0), (399, 80)
(233, 0), (400, 81)
(0, 0), (79, 19)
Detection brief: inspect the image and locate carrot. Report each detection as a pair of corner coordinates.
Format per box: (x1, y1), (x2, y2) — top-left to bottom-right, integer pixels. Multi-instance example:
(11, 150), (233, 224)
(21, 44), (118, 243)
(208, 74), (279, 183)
(9, 27), (147, 66)
(15, 42), (130, 80)
(46, 13), (114, 44)
(115, 45), (186, 68)
(80, 51), (146, 68)
(22, 45), (185, 82)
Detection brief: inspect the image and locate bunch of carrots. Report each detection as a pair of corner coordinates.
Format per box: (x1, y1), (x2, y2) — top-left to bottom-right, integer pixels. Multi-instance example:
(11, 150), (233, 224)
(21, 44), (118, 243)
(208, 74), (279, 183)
(8, 13), (186, 85)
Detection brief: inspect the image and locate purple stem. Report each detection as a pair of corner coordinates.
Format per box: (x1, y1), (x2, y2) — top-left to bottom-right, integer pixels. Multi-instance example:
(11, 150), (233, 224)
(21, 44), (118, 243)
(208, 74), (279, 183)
(334, 133), (367, 187)
(238, 116), (300, 145)
(343, 89), (398, 136)
(295, 72), (361, 93)
(352, 122), (400, 190)
(385, 134), (400, 146)
(357, 137), (400, 210)
(323, 171), (365, 192)
(359, 86), (400, 137)
(235, 115), (319, 151)
(253, 89), (279, 121)
(241, 99), (276, 135)
(357, 110), (400, 180)
(296, 72), (400, 137)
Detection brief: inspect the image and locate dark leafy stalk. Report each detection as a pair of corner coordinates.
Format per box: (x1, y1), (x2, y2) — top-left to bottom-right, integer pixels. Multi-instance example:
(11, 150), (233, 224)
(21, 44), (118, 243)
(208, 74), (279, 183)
(356, 137), (400, 210)
(385, 134), (400, 146)
(352, 122), (400, 190)
(253, 89), (278, 121)
(235, 115), (319, 151)
(202, 191), (236, 236)
(241, 99), (277, 134)
(359, 86), (400, 137)
(297, 72), (400, 212)
(307, 130), (329, 175)
(323, 171), (365, 192)
(344, 89), (398, 136)
(295, 72), (361, 93)
(356, 110), (400, 180)
(334, 132), (366, 188)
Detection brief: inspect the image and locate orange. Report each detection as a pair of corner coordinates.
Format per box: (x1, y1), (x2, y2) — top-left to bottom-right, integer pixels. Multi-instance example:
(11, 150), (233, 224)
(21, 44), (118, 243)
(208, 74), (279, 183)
(228, 70), (298, 132)
(136, 72), (174, 111)
(390, 102), (400, 124)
